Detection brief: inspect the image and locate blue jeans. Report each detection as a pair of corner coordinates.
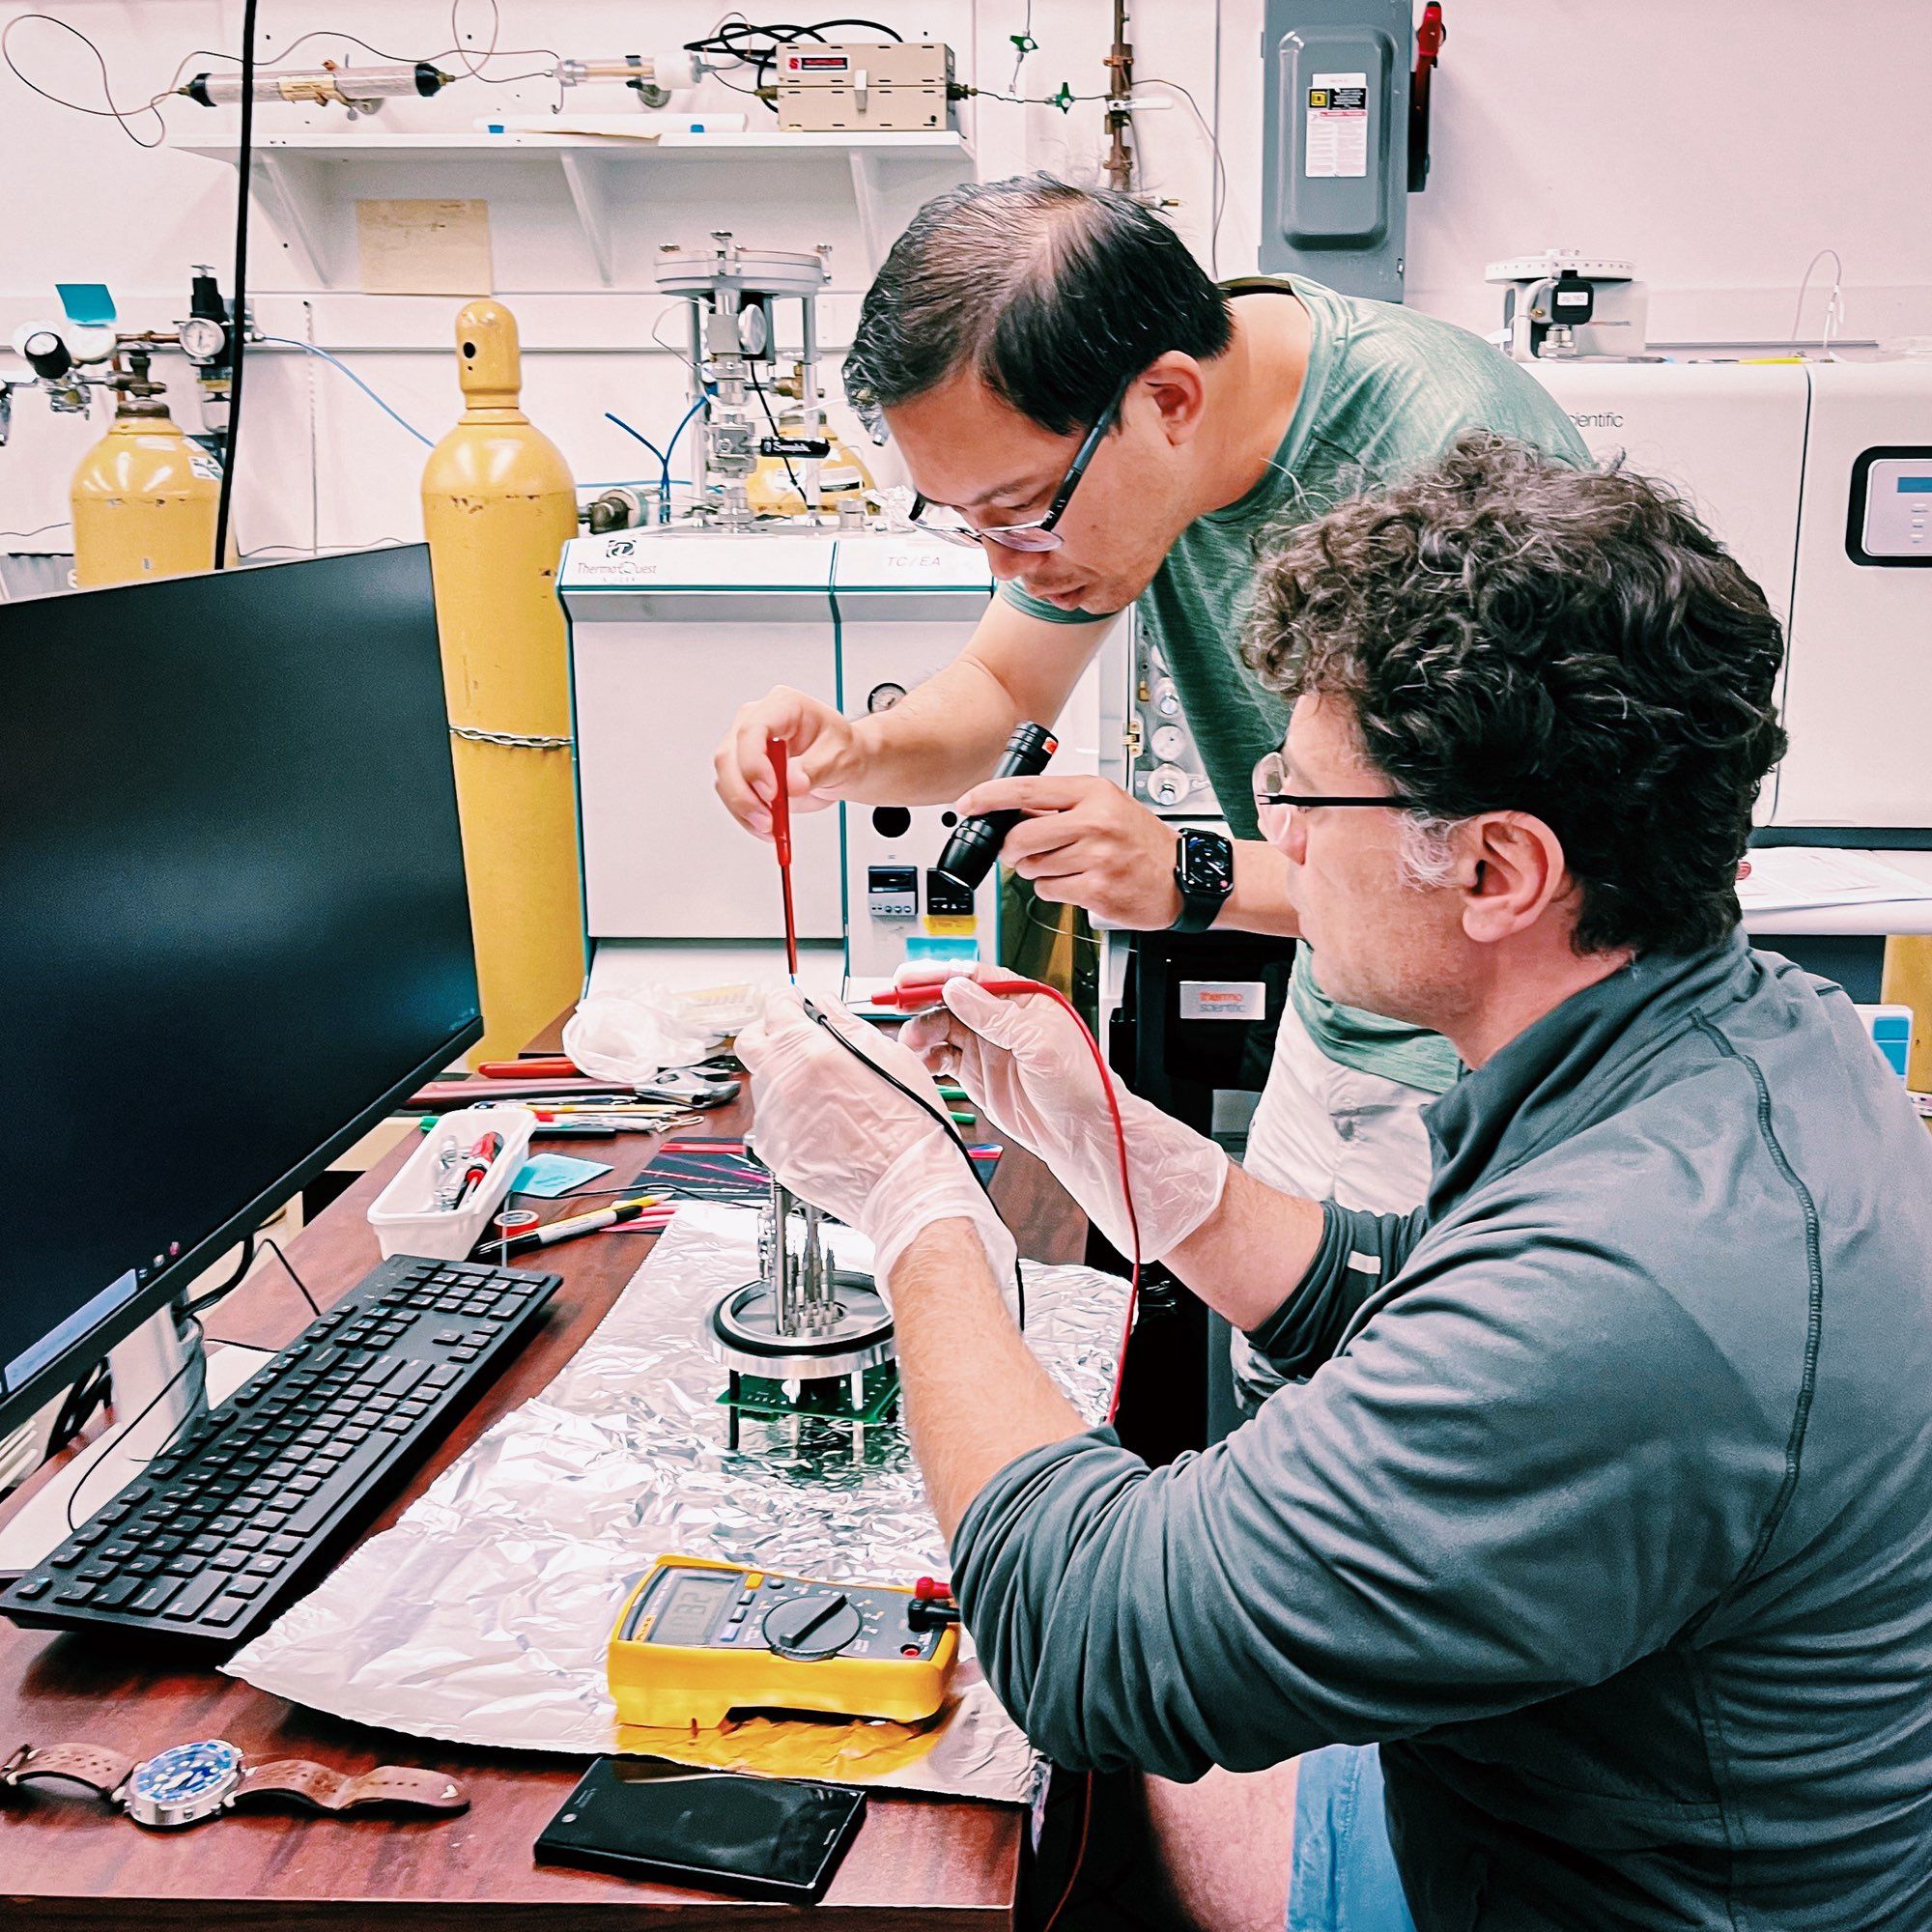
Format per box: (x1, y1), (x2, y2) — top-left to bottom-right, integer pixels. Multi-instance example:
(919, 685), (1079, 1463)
(1287, 1745), (1419, 1932)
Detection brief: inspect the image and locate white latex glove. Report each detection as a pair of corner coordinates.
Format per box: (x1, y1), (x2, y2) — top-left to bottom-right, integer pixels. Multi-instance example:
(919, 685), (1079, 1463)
(734, 989), (1018, 1295)
(899, 967), (1229, 1261)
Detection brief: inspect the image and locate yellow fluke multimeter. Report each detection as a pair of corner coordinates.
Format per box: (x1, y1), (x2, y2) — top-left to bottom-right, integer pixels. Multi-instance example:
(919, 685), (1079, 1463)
(608, 1554), (960, 1730)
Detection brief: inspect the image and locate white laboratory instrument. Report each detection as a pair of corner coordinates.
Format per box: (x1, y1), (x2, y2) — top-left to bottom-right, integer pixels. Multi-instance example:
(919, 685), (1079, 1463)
(1521, 355), (1932, 842)
(560, 527), (1005, 995)
(1108, 355), (1932, 854)
(654, 235), (834, 528)
(1487, 251), (1650, 361)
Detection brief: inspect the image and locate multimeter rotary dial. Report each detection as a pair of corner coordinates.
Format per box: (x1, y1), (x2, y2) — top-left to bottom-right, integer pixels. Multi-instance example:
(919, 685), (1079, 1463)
(761, 1591), (865, 1661)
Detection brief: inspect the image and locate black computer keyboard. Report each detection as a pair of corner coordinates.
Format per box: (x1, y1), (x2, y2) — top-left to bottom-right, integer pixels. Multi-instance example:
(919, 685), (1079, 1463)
(0, 1254), (559, 1646)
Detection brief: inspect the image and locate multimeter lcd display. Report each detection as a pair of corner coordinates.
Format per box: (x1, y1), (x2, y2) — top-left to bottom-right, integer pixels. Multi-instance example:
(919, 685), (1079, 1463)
(650, 1573), (737, 1645)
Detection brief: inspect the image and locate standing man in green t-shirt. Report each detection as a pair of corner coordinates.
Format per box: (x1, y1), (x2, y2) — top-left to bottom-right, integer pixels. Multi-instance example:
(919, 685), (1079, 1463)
(714, 176), (1587, 1393)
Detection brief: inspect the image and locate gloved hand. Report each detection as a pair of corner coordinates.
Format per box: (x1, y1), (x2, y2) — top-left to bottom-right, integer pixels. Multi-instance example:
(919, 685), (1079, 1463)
(734, 989), (1018, 1295)
(899, 967), (1229, 1261)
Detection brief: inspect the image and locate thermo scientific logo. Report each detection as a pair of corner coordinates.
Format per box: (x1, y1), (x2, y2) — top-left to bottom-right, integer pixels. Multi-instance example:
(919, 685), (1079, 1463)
(1569, 410), (1625, 430)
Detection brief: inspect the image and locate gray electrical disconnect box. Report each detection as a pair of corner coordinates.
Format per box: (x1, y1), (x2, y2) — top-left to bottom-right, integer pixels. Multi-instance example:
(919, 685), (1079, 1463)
(1260, 0), (1410, 300)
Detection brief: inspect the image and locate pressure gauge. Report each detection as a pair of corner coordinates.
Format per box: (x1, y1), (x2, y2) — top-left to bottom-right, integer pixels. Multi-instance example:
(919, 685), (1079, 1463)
(1152, 678), (1181, 718)
(179, 316), (228, 365)
(1144, 764), (1190, 807)
(1151, 724), (1187, 762)
(866, 681), (907, 714)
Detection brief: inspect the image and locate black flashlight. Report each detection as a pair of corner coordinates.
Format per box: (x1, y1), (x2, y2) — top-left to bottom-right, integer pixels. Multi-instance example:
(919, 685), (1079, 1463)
(933, 722), (1059, 894)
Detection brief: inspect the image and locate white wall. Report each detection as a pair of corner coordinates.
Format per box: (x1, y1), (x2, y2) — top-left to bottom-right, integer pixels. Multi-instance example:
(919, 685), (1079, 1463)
(2, 1), (1927, 551)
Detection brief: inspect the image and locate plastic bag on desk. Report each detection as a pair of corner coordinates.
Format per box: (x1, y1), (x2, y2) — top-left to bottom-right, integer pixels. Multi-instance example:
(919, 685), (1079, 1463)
(563, 984), (718, 1085)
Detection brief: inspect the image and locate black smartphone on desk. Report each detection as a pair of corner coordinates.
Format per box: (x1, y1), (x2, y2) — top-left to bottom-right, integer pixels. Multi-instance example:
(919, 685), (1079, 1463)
(534, 1756), (867, 1902)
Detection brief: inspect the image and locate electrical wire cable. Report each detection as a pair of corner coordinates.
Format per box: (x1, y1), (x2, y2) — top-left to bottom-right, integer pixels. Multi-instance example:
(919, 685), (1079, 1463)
(64, 1315), (208, 1533)
(211, 0), (257, 574)
(801, 997), (1027, 1332)
(253, 336), (436, 445)
(1790, 246), (1846, 358)
(747, 361), (803, 505)
(182, 1234), (258, 1319)
(44, 1362), (111, 1461)
(254, 1234), (325, 1319)
(0, 520), (71, 544)
(662, 393), (709, 500)
(682, 16), (903, 111)
(1, 13), (169, 147)
(1138, 78), (1226, 278)
(603, 411), (668, 469)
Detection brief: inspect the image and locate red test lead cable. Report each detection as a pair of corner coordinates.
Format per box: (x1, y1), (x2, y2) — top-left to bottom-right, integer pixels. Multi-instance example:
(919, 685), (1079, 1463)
(873, 975), (1141, 1422)
(767, 735), (799, 982)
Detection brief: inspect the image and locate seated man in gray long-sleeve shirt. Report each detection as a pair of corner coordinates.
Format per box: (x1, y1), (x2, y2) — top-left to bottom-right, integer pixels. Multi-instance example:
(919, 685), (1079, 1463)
(736, 433), (1932, 1932)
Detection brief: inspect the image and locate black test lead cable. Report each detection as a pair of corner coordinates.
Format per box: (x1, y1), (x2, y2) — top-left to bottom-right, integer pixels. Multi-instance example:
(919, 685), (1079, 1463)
(800, 997), (1026, 1331)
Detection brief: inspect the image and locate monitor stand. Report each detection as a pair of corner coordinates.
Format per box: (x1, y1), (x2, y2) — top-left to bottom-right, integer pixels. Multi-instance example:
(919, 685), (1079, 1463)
(0, 1301), (270, 1576)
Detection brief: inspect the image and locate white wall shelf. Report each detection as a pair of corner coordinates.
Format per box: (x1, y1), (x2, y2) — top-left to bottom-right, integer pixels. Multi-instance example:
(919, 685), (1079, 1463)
(170, 130), (975, 290)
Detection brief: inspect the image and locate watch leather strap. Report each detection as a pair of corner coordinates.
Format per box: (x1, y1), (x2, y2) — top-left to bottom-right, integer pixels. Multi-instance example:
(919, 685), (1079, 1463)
(234, 1759), (468, 1816)
(2, 1743), (137, 1803)
(4, 1744), (466, 1818)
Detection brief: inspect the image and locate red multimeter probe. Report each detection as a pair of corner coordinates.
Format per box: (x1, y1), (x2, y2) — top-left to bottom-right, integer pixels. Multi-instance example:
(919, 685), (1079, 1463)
(871, 972), (1141, 1425)
(767, 735), (799, 982)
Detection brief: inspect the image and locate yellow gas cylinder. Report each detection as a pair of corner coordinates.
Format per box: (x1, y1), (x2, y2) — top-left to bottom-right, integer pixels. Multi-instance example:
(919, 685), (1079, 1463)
(71, 395), (229, 588)
(421, 299), (585, 1066)
(1883, 936), (1932, 1095)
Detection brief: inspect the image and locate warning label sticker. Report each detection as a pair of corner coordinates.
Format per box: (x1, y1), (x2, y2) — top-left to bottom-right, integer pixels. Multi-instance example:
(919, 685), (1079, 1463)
(1305, 69), (1369, 178)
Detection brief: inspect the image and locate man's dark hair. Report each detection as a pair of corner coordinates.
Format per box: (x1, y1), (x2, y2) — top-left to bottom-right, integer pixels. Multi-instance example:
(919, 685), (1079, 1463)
(1246, 433), (1789, 957)
(843, 174), (1233, 437)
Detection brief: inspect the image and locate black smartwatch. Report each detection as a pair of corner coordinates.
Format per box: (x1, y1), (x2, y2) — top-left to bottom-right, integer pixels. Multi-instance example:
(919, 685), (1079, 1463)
(1170, 827), (1235, 932)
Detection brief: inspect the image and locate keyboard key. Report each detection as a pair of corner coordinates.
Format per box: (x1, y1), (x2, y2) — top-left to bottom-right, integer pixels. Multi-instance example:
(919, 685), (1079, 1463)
(13, 1577), (50, 1600)
(129, 1577), (183, 1616)
(228, 1576), (268, 1598)
(289, 1475), (323, 1494)
(380, 1416), (412, 1434)
(267, 1536), (301, 1556)
(55, 1584), (94, 1605)
(127, 1556), (165, 1577)
(164, 1557), (200, 1577)
(211, 1551), (247, 1573)
(233, 1530), (269, 1551)
(248, 1554), (283, 1576)
(97, 1576), (145, 1610)
(209, 1517), (243, 1538)
(199, 1594), (251, 1628)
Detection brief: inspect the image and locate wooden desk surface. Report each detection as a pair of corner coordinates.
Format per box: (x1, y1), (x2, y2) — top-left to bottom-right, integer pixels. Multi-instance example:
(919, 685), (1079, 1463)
(0, 1058), (1085, 1928)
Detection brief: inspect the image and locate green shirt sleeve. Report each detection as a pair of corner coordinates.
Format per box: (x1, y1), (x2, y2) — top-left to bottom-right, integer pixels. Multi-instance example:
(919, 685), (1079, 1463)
(995, 580), (1115, 627)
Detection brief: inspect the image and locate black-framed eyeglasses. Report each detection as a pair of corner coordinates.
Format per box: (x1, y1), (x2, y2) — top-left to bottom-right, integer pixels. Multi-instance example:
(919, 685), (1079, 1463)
(909, 376), (1132, 553)
(1253, 750), (1422, 845)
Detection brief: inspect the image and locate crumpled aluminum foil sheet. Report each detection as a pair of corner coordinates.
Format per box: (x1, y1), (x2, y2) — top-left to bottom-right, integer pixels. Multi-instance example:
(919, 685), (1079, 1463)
(226, 1202), (1128, 1805)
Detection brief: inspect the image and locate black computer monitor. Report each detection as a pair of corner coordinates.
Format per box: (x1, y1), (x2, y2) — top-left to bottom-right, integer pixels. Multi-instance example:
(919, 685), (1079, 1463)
(0, 545), (482, 1435)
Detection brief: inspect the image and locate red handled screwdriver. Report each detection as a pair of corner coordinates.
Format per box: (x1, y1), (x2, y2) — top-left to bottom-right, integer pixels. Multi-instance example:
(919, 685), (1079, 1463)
(768, 734), (799, 983)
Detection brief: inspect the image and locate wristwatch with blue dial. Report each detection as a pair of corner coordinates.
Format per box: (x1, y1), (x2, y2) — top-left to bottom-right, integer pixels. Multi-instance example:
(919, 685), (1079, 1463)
(3, 1739), (467, 1830)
